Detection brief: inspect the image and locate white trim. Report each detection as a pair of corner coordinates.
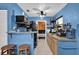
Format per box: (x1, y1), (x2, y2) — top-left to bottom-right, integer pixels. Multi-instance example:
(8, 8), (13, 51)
(0, 10), (8, 54)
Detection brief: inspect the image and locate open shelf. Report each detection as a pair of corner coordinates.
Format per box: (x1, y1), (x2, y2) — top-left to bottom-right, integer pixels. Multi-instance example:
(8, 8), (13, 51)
(16, 22), (27, 24)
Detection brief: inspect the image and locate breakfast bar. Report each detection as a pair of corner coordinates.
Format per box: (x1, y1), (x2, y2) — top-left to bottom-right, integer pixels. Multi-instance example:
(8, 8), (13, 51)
(8, 31), (37, 55)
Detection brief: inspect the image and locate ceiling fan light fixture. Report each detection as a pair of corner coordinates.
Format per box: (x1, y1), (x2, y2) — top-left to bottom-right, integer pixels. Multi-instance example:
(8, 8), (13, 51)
(40, 15), (45, 20)
(22, 12), (24, 15)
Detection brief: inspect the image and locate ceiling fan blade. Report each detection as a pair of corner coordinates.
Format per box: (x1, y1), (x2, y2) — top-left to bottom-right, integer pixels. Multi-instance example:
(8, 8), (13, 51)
(33, 8), (40, 11)
(26, 9), (40, 14)
(43, 7), (50, 11)
(45, 9), (52, 13)
(36, 13), (41, 14)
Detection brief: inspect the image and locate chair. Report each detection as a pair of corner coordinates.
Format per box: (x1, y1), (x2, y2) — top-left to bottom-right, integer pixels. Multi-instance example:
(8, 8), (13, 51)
(1, 44), (17, 55)
(19, 44), (30, 55)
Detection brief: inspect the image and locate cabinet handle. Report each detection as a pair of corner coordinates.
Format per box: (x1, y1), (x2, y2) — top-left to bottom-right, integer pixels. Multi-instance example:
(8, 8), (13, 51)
(60, 47), (77, 49)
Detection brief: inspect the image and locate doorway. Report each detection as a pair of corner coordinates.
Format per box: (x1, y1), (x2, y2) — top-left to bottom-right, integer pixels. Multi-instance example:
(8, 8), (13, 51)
(0, 10), (8, 54)
(34, 20), (52, 55)
(36, 20), (47, 40)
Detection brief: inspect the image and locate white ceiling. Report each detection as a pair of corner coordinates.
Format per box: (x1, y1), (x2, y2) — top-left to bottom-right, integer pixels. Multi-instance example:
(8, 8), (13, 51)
(17, 3), (67, 17)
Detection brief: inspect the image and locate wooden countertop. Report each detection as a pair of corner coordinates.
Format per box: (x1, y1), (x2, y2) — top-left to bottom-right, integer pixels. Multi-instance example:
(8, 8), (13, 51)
(48, 33), (76, 42)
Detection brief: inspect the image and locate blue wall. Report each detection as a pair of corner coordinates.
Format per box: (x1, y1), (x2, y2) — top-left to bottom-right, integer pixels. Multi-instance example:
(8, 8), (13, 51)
(28, 16), (52, 25)
(53, 3), (79, 29)
(0, 3), (27, 31)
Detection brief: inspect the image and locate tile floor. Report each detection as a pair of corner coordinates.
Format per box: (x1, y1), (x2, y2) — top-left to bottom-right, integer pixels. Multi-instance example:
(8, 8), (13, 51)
(34, 39), (52, 55)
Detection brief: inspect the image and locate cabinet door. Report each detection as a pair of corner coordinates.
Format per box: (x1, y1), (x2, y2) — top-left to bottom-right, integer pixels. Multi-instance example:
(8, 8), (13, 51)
(0, 10), (8, 54)
(47, 34), (52, 48)
(51, 38), (57, 55)
(58, 47), (77, 55)
(47, 33), (57, 55)
(58, 41), (77, 55)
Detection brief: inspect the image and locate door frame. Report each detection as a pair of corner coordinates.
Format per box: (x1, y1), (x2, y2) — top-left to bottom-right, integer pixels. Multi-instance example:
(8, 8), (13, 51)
(0, 10), (8, 54)
(36, 20), (47, 40)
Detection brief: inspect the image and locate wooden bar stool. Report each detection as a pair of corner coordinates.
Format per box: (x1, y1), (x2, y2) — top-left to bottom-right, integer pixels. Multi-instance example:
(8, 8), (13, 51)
(19, 44), (30, 55)
(1, 44), (17, 55)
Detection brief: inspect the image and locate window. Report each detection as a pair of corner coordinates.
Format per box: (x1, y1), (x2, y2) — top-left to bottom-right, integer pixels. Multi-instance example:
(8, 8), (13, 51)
(56, 16), (64, 25)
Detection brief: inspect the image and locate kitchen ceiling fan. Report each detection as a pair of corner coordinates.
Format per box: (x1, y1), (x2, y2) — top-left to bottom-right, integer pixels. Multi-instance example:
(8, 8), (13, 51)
(26, 6), (51, 16)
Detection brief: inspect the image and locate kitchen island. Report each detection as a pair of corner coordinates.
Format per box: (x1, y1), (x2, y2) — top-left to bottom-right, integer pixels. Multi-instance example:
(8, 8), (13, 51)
(8, 31), (37, 55)
(47, 33), (77, 55)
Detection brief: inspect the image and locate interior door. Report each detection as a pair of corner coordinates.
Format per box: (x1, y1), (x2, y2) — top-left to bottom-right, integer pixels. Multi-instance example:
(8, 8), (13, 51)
(37, 21), (45, 30)
(0, 10), (8, 54)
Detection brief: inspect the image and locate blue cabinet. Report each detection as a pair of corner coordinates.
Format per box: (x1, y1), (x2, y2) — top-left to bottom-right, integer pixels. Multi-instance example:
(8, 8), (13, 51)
(47, 33), (77, 55)
(57, 41), (77, 55)
(76, 24), (79, 54)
